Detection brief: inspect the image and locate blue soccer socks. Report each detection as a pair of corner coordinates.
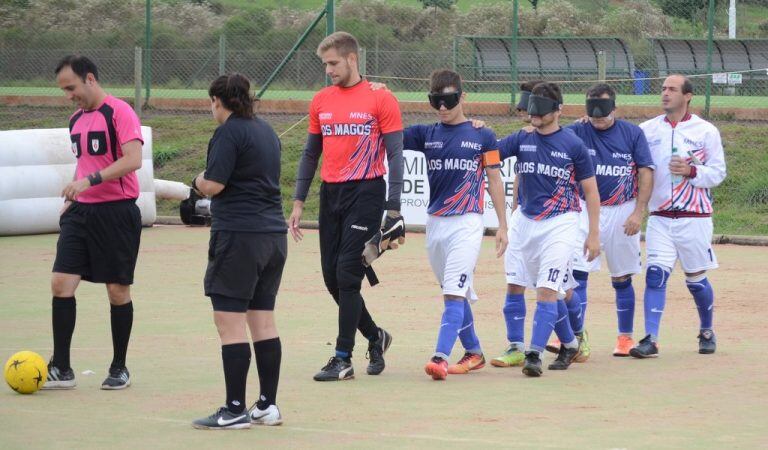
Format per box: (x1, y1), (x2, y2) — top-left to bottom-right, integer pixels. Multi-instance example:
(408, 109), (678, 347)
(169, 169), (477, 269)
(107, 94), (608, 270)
(613, 278), (635, 335)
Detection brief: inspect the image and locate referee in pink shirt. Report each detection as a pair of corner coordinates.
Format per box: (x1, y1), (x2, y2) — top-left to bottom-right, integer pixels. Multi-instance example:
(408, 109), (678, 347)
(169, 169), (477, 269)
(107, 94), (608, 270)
(43, 55), (144, 391)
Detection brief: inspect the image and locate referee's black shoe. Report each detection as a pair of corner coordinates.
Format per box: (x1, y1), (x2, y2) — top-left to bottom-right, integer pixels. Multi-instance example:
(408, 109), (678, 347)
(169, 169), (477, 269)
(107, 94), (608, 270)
(366, 328), (393, 375)
(698, 329), (716, 354)
(42, 361), (76, 390)
(313, 356), (354, 381)
(101, 366), (131, 390)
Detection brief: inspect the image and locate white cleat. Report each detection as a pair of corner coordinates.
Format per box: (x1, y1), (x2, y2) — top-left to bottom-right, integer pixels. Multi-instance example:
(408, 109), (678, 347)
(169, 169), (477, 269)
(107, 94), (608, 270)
(249, 403), (283, 426)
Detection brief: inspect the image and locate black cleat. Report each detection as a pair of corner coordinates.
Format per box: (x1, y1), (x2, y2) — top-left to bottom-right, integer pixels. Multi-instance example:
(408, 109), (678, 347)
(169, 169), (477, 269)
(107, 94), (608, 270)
(192, 406), (250, 430)
(313, 356), (354, 381)
(698, 329), (716, 354)
(548, 345), (580, 370)
(522, 351), (543, 377)
(42, 361), (76, 390)
(101, 366), (131, 390)
(630, 335), (659, 359)
(366, 328), (393, 375)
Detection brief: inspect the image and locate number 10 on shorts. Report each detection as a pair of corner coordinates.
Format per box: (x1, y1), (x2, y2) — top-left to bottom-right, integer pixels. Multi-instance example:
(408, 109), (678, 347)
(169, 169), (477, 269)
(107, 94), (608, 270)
(547, 268), (560, 283)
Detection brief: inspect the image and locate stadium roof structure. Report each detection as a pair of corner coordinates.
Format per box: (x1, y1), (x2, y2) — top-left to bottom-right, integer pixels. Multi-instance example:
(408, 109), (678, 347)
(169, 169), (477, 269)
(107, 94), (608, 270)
(651, 38), (768, 78)
(459, 35), (635, 80)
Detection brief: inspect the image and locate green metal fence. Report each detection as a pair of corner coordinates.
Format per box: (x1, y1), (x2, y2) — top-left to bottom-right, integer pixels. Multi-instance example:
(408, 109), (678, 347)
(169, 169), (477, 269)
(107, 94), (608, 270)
(0, 0), (767, 115)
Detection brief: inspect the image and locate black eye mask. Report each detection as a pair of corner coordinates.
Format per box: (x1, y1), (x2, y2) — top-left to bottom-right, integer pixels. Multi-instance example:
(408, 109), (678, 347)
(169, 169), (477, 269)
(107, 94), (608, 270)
(586, 98), (615, 118)
(428, 91), (461, 110)
(527, 94), (560, 116)
(516, 91), (531, 111)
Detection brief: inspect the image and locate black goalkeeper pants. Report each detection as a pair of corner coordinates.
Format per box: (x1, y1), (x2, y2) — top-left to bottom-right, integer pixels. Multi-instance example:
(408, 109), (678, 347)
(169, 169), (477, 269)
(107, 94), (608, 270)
(319, 178), (385, 354)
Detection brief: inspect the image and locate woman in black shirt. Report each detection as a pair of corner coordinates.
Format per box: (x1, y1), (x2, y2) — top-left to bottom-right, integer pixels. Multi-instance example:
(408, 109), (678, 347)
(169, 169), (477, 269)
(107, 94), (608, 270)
(191, 73), (287, 430)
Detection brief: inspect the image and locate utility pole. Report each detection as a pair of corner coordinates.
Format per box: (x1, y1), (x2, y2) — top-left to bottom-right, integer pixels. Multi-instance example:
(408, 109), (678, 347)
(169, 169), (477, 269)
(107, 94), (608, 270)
(729, 0), (736, 39)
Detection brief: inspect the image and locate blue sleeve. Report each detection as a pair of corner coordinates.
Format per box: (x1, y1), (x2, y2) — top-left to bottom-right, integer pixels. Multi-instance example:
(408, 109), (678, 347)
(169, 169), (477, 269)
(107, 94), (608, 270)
(572, 140), (595, 181)
(631, 126), (654, 169)
(481, 128), (498, 151)
(563, 122), (584, 139)
(498, 131), (522, 160)
(403, 124), (426, 152)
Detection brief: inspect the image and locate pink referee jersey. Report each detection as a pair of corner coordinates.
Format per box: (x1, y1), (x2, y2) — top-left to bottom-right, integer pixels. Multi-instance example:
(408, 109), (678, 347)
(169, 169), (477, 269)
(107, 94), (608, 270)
(69, 95), (143, 203)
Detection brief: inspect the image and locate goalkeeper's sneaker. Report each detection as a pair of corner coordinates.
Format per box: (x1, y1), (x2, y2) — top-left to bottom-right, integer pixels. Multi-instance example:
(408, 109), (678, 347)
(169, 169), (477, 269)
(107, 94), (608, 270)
(698, 329), (716, 354)
(545, 337), (561, 354)
(101, 366), (131, 390)
(42, 361), (76, 390)
(490, 345), (525, 367)
(192, 407), (250, 430)
(448, 352), (485, 374)
(313, 356), (354, 381)
(548, 345), (580, 370)
(613, 335), (635, 357)
(522, 351), (543, 377)
(248, 403), (282, 426)
(424, 356), (448, 380)
(366, 328), (393, 375)
(630, 335), (659, 359)
(574, 330), (591, 363)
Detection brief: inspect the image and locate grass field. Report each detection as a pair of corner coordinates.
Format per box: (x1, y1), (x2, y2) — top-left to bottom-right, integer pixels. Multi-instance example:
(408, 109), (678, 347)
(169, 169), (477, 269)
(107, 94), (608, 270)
(3, 86), (767, 109)
(1, 226), (767, 448)
(2, 105), (766, 236)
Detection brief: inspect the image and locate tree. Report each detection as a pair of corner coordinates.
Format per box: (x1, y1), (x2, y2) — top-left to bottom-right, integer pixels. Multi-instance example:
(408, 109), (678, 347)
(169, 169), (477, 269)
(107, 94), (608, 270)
(419, 0), (457, 23)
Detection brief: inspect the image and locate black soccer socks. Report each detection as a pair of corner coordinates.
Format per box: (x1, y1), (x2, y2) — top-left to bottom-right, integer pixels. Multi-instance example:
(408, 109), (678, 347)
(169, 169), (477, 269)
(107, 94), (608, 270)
(52, 296), (76, 370)
(110, 302), (133, 370)
(253, 338), (281, 409)
(222, 343), (251, 414)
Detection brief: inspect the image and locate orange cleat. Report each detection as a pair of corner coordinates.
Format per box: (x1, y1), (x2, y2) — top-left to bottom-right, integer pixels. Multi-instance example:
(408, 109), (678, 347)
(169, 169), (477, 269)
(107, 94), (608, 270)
(613, 335), (635, 357)
(448, 353), (486, 374)
(424, 356), (448, 380)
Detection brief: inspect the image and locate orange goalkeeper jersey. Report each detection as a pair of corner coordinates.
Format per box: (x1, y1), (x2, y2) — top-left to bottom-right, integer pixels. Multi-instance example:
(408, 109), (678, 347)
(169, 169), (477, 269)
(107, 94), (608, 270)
(308, 79), (403, 183)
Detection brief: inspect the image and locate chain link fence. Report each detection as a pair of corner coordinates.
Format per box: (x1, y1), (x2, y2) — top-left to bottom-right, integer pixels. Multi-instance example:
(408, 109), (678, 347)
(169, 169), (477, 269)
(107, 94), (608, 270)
(0, 0), (766, 233)
(1, 1), (767, 116)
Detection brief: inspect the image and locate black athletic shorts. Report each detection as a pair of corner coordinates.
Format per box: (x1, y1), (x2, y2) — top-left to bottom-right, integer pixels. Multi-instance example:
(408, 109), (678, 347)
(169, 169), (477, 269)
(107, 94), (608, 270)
(52, 199), (142, 285)
(204, 231), (287, 313)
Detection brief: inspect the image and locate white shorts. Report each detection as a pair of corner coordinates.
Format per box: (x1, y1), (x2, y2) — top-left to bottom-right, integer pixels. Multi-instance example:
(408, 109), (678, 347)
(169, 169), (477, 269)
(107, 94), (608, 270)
(573, 199), (643, 277)
(426, 213), (484, 301)
(504, 208), (529, 286)
(506, 208), (579, 294)
(515, 212), (581, 292)
(645, 215), (718, 273)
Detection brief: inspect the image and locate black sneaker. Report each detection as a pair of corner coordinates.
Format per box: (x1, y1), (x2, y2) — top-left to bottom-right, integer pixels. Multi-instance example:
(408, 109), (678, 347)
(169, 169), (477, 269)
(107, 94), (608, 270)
(101, 366), (131, 390)
(629, 335), (659, 359)
(522, 351), (543, 377)
(192, 406), (251, 430)
(366, 328), (393, 375)
(313, 356), (354, 381)
(548, 345), (580, 370)
(698, 329), (716, 354)
(42, 361), (76, 390)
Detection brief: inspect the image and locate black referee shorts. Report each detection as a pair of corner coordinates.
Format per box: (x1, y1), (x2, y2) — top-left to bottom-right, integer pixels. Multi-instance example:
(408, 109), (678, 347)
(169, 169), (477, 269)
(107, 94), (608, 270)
(204, 231), (287, 313)
(52, 199), (142, 285)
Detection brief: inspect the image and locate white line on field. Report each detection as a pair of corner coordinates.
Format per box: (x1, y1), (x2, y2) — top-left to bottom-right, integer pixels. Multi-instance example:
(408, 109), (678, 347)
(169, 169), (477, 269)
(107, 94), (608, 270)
(7, 408), (505, 445)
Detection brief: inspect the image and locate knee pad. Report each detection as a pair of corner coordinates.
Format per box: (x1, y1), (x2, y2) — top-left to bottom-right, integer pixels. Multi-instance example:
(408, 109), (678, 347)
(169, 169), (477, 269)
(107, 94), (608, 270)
(573, 270), (589, 282)
(612, 277), (632, 290)
(646, 265), (670, 289)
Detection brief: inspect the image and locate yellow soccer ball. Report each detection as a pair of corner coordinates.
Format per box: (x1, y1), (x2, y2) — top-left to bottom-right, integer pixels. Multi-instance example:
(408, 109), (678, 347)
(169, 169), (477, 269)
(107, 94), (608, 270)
(4, 351), (48, 394)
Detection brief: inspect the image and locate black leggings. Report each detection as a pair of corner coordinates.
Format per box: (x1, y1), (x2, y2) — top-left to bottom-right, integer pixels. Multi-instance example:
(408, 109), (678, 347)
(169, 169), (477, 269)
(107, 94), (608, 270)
(319, 178), (385, 354)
